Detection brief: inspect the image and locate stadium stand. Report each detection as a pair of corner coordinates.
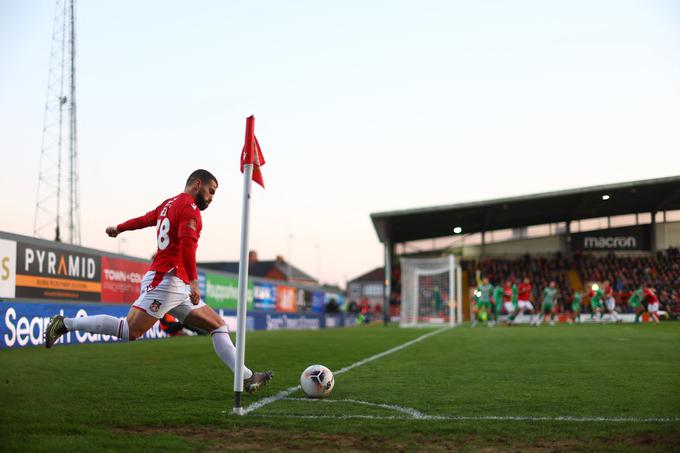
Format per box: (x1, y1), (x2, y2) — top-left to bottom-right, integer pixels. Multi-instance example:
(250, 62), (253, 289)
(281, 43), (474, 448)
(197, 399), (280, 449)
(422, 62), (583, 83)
(371, 177), (680, 322)
(459, 249), (680, 317)
(576, 247), (680, 315)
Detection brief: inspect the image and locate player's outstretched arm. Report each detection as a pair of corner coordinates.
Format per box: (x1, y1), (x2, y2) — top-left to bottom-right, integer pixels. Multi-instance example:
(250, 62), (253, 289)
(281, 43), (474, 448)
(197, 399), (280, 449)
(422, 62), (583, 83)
(107, 210), (158, 238)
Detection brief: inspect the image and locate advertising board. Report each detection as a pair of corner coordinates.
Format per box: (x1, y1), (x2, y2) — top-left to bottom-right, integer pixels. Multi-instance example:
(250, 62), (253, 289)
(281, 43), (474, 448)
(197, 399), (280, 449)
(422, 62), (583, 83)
(198, 272), (206, 301)
(311, 291), (326, 313)
(253, 282), (277, 311)
(276, 285), (297, 312)
(571, 225), (651, 251)
(100, 256), (149, 303)
(0, 239), (17, 298)
(15, 242), (101, 301)
(205, 273), (253, 309)
(0, 302), (156, 349)
(0, 300), (358, 349)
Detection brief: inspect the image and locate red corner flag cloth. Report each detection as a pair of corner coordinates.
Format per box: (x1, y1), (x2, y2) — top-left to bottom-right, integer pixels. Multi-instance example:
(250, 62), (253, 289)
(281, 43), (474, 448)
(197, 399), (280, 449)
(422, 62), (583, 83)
(240, 115), (266, 188)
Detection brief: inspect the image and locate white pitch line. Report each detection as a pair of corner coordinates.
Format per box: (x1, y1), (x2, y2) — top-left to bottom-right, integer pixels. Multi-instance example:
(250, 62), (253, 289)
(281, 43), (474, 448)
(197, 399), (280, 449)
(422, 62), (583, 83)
(332, 327), (449, 378)
(239, 386), (303, 415)
(278, 398), (680, 423)
(241, 327), (450, 415)
(284, 397), (429, 419)
(251, 413), (680, 423)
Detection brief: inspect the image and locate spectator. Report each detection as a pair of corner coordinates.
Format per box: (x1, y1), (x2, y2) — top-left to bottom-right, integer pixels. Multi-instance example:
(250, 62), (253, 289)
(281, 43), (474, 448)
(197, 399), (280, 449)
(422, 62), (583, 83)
(325, 298), (339, 314)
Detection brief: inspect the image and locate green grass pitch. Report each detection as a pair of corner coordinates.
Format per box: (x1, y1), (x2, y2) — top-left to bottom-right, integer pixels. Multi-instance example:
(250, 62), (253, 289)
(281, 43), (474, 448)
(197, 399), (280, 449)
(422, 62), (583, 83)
(2, 323), (679, 451)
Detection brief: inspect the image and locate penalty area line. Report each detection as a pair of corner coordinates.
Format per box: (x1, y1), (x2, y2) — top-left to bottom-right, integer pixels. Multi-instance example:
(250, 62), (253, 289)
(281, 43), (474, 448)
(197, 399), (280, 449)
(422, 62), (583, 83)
(240, 327), (451, 415)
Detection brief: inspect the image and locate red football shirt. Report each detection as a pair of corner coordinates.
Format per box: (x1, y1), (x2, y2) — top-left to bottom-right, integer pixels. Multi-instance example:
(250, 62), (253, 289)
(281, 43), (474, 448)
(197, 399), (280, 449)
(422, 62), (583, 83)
(116, 192), (202, 283)
(518, 283), (532, 300)
(643, 288), (658, 304)
(503, 285), (512, 301)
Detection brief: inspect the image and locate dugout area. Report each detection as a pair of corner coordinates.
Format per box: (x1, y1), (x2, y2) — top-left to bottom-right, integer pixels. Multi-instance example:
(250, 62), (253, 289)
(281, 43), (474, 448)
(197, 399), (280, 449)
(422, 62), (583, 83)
(371, 176), (680, 321)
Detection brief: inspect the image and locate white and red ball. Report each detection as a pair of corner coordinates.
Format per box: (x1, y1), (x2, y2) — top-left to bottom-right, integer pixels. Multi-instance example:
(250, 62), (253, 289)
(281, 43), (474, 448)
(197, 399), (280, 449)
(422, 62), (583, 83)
(300, 364), (334, 398)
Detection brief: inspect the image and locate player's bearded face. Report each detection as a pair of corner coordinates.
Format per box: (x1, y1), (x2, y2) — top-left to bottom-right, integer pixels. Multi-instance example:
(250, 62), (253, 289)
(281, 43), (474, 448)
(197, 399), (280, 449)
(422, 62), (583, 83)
(195, 195), (207, 210)
(194, 180), (217, 211)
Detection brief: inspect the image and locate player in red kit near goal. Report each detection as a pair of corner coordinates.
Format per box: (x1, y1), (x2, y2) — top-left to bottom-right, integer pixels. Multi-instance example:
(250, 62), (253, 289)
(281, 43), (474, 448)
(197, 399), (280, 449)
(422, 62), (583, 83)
(643, 283), (661, 324)
(44, 169), (273, 393)
(514, 277), (537, 325)
(601, 280), (622, 323)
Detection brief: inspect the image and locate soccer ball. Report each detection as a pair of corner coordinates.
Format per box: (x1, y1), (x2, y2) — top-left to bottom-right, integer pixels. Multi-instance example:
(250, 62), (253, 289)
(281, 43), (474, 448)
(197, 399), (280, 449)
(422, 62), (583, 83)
(300, 364), (334, 398)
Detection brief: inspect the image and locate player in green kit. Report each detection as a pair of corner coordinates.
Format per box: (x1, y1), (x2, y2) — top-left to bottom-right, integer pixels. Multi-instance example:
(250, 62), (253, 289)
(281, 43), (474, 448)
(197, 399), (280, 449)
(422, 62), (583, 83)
(472, 277), (494, 327)
(569, 290), (583, 323)
(589, 283), (604, 322)
(538, 281), (559, 326)
(492, 282), (505, 325)
(628, 286), (645, 323)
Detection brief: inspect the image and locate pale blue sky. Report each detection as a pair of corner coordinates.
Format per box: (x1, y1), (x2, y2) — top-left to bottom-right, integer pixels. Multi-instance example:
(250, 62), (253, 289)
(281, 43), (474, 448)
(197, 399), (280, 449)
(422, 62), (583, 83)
(1, 0), (679, 287)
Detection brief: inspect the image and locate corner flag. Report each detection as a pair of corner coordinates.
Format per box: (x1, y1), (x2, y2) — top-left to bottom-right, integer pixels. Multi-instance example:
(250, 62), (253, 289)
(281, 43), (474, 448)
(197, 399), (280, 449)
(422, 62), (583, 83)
(234, 115), (265, 415)
(240, 115), (266, 188)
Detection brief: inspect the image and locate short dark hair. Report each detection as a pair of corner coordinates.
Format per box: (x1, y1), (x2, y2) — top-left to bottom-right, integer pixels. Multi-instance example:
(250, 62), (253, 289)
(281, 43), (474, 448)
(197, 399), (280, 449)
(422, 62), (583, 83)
(186, 169), (218, 188)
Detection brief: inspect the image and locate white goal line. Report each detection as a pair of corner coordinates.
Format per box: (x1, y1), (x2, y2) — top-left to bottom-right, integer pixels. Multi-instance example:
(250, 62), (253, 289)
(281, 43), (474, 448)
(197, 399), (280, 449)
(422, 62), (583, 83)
(240, 327), (450, 415)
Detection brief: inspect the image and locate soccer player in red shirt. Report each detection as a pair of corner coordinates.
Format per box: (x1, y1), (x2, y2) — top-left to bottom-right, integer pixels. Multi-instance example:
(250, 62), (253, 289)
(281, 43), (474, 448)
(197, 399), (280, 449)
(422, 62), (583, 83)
(44, 169), (273, 393)
(643, 283), (660, 324)
(601, 280), (622, 323)
(516, 277), (537, 325)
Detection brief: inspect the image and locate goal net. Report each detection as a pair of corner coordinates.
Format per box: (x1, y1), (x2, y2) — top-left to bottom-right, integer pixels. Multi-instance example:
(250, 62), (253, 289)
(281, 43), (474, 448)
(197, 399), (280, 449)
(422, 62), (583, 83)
(399, 255), (461, 327)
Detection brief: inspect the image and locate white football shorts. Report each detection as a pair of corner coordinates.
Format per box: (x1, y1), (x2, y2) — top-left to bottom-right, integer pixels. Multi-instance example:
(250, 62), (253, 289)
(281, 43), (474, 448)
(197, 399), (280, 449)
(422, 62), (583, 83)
(504, 302), (516, 313)
(603, 297), (616, 311)
(132, 270), (206, 321)
(518, 300), (534, 310)
(647, 302), (659, 313)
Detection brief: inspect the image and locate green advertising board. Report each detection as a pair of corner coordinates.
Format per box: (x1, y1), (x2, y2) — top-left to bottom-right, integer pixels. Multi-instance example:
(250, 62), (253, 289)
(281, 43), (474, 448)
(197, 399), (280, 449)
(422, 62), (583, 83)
(205, 273), (253, 310)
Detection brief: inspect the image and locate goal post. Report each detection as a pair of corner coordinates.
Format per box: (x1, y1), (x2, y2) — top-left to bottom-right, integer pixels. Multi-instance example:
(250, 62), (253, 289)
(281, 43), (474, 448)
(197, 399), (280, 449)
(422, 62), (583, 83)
(399, 255), (461, 327)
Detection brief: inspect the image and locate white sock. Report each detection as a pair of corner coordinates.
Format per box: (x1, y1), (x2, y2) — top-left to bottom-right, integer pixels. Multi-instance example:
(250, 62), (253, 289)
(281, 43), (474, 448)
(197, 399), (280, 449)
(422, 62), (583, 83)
(64, 315), (129, 340)
(211, 326), (252, 379)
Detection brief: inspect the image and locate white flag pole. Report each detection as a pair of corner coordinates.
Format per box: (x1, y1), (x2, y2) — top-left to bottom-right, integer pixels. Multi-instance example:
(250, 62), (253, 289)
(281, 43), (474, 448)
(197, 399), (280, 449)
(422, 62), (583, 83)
(233, 163), (253, 415)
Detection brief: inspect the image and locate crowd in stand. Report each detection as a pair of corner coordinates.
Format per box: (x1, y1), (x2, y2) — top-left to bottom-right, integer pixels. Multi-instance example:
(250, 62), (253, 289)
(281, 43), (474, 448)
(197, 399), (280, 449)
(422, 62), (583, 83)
(461, 249), (680, 317)
(576, 248), (680, 314)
